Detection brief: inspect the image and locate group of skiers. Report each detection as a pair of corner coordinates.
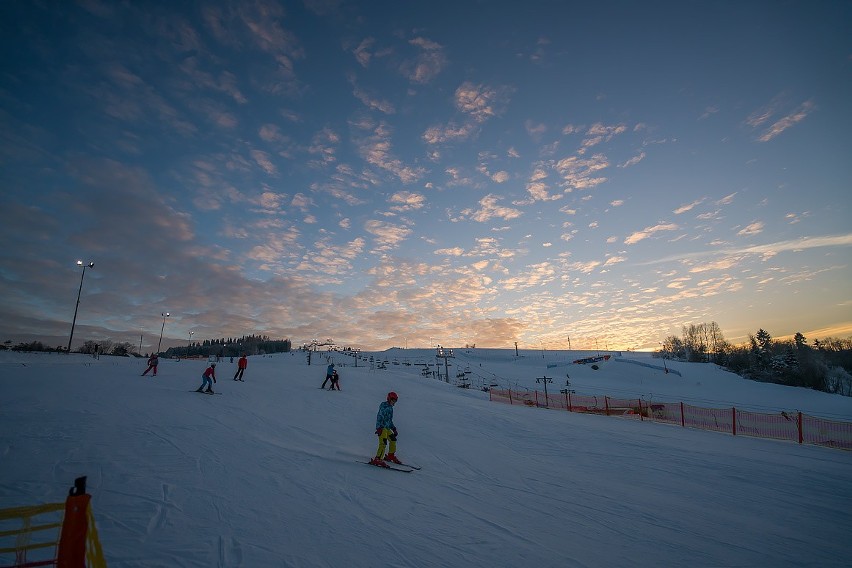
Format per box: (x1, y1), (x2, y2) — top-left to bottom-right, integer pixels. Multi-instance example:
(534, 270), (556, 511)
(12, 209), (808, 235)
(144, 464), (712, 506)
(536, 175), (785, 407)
(192, 354), (249, 393)
(147, 355), (405, 467)
(322, 363), (403, 467)
(318, 363), (404, 467)
(142, 353), (248, 394)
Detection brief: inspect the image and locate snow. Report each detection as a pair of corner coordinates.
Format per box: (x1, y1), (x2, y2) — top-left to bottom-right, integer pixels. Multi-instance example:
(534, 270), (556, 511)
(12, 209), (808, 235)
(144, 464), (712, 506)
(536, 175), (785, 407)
(2, 349), (852, 567)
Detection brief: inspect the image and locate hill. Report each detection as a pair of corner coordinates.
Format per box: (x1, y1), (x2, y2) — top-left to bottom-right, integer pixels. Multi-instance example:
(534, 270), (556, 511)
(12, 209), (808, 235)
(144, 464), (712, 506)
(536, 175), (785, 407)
(2, 350), (851, 567)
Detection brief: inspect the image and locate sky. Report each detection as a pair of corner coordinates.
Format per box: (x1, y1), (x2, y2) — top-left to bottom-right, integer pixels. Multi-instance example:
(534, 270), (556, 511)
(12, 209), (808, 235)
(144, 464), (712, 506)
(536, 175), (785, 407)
(2, 349), (851, 567)
(1, 0), (851, 353)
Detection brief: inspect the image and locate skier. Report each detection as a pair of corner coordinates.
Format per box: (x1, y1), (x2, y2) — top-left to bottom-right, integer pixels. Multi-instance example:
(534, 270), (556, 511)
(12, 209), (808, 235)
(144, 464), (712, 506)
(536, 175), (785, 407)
(320, 363), (335, 389)
(328, 370), (341, 390)
(370, 392), (401, 466)
(141, 353), (159, 376)
(234, 354), (248, 381)
(196, 362), (216, 394)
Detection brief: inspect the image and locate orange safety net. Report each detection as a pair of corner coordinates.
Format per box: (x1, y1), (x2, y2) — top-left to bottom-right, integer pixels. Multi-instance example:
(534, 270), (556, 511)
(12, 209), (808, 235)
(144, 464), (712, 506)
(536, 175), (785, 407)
(489, 388), (852, 451)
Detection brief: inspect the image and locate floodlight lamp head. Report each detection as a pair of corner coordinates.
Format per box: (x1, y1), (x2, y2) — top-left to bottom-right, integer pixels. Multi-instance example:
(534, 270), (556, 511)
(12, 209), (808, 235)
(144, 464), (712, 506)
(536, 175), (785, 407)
(88, 262), (94, 268)
(76, 260), (83, 266)
(163, 312), (170, 317)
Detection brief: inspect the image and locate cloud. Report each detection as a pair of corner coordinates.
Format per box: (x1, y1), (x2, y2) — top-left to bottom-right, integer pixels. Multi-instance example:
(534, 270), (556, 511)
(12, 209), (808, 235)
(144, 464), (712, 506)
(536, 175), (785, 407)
(353, 37), (375, 67)
(455, 82), (511, 123)
(422, 122), (476, 144)
(555, 153), (609, 190)
(674, 198), (705, 215)
(737, 221), (764, 237)
(294, 237), (365, 275)
(525, 181), (561, 202)
(259, 124), (283, 142)
(462, 195), (523, 223)
(525, 120), (547, 138)
(569, 260), (602, 274)
(716, 192), (736, 205)
(757, 100), (815, 142)
(356, 121), (424, 183)
(688, 257), (743, 273)
(581, 123), (627, 150)
(364, 219), (413, 250)
(388, 191), (426, 212)
(637, 234), (852, 266)
(624, 223), (679, 245)
(499, 262), (556, 291)
(618, 152), (645, 168)
(352, 85), (395, 114)
(747, 96), (816, 142)
(699, 106), (719, 120)
(434, 247), (465, 257)
(251, 149), (277, 175)
(401, 37), (446, 84)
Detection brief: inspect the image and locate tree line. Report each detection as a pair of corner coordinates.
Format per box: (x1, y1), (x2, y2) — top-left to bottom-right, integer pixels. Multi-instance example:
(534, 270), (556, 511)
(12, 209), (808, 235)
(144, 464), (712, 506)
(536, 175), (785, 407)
(162, 335), (292, 358)
(659, 323), (852, 396)
(2, 334), (292, 358)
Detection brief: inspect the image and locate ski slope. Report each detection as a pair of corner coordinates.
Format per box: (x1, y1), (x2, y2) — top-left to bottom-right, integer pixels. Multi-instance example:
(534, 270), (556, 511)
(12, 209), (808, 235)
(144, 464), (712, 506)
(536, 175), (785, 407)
(2, 350), (851, 567)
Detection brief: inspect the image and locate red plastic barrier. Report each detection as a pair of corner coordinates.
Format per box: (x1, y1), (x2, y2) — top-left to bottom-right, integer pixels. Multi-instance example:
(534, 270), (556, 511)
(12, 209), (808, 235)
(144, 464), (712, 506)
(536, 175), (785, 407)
(489, 388), (852, 451)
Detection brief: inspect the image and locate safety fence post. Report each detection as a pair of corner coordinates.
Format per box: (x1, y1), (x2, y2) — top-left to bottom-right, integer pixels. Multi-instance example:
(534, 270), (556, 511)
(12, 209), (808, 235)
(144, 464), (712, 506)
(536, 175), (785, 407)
(58, 477), (90, 567)
(680, 402), (685, 428)
(797, 412), (803, 444)
(732, 407), (737, 436)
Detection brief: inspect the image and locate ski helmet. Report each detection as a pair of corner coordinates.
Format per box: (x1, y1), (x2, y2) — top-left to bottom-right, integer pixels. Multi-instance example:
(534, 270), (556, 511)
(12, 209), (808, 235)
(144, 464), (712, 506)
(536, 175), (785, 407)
(211, 362), (216, 367)
(387, 391), (398, 402)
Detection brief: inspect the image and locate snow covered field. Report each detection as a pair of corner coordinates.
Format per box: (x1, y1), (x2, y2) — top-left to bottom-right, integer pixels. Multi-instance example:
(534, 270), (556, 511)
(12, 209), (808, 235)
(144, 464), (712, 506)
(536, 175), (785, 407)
(2, 349), (852, 567)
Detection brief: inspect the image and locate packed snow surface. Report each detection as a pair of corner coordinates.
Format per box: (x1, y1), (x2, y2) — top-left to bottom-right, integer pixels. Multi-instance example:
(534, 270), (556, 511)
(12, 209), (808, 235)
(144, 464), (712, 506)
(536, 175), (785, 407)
(2, 349), (852, 567)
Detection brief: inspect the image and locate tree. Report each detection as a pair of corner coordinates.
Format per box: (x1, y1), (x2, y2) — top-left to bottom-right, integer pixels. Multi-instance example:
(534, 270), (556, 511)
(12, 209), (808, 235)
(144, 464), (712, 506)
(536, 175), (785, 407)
(660, 335), (685, 359)
(111, 342), (133, 356)
(755, 329), (772, 352)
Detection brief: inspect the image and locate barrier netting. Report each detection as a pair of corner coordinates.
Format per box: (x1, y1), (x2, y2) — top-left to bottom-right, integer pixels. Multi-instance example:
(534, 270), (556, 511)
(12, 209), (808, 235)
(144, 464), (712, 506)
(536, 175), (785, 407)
(489, 389), (852, 450)
(0, 477), (106, 568)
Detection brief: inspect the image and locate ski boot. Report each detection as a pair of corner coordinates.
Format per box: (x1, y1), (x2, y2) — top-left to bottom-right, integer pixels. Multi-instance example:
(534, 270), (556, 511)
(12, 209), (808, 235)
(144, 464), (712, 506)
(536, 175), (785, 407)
(206, 388), (214, 394)
(369, 456), (388, 468)
(384, 453), (402, 464)
(195, 387), (204, 392)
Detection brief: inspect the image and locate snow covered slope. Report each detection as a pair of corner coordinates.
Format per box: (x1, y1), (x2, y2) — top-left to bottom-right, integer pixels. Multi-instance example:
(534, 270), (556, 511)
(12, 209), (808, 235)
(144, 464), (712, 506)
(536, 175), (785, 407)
(2, 350), (851, 567)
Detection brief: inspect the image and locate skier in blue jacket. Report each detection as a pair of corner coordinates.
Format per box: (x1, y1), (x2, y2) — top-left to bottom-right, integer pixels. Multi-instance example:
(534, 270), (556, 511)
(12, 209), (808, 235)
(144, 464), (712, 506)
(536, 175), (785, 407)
(320, 363), (335, 389)
(370, 392), (400, 466)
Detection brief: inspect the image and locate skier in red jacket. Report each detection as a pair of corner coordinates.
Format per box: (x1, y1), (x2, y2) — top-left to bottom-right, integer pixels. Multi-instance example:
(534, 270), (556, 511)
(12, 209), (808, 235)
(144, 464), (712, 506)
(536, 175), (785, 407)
(196, 363), (216, 394)
(234, 354), (248, 381)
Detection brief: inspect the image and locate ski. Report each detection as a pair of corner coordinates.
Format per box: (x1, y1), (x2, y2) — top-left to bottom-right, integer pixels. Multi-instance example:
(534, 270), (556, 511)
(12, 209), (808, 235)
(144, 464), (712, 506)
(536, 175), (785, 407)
(358, 461), (414, 473)
(395, 462), (421, 470)
(188, 390), (222, 395)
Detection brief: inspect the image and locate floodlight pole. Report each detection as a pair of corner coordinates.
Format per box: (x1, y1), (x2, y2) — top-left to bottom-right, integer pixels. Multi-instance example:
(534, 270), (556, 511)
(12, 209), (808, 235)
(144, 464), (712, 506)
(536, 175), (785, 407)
(66, 261), (94, 354)
(157, 312), (169, 354)
(188, 330), (194, 358)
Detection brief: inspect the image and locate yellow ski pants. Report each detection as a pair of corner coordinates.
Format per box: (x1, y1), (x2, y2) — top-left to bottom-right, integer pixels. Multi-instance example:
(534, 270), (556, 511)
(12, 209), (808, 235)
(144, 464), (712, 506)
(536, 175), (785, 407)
(375, 428), (397, 459)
